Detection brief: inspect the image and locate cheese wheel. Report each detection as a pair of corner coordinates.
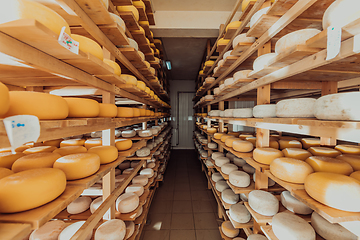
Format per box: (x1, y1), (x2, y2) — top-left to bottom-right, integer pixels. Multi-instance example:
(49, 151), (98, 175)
(250, 7), (270, 27)
(60, 139), (85, 148)
(272, 212), (316, 240)
(279, 140), (302, 149)
(118, 161), (131, 170)
(276, 98), (316, 118)
(335, 145), (360, 155)
(275, 29), (321, 54)
(205, 160), (214, 167)
(64, 97), (100, 118)
(136, 81), (146, 91)
(23, 146), (57, 155)
(239, 133), (253, 140)
(125, 184), (144, 196)
(222, 188), (239, 204)
(0, 168), (66, 213)
(88, 146), (118, 164)
(214, 133), (225, 139)
(232, 33), (256, 48)
(121, 74), (137, 85)
(5, 91), (68, 120)
(208, 142), (217, 149)
(233, 157), (246, 167)
(280, 191), (313, 215)
(233, 70), (253, 81)
(212, 172), (224, 182)
(301, 138), (320, 149)
(90, 197), (102, 214)
(103, 59), (121, 76)
(97, 103), (117, 118)
(217, 38), (230, 46)
(247, 235), (267, 240)
(116, 5), (139, 21)
(43, 139), (62, 148)
(95, 219), (126, 240)
(0, 82), (9, 116)
(270, 157), (313, 184)
(249, 190), (279, 216)
(140, 168), (154, 178)
(67, 196), (91, 214)
(337, 154), (360, 171)
(109, 12), (126, 31)
(117, 107), (134, 118)
(53, 146), (87, 156)
(14, 145), (30, 153)
(58, 221), (91, 240)
(136, 206), (143, 217)
(209, 110), (221, 117)
(53, 153), (100, 180)
(207, 128), (217, 134)
(136, 147), (150, 157)
(12, 152), (61, 173)
(215, 157), (230, 167)
(229, 202), (251, 223)
(253, 52), (277, 72)
(0, 168), (14, 180)
(223, 51), (233, 61)
(282, 148), (312, 160)
(223, 108), (234, 117)
(84, 139), (102, 149)
(233, 108), (253, 118)
(215, 180), (229, 192)
(121, 130), (136, 138)
(0, 152), (25, 169)
(138, 130), (152, 137)
(221, 134), (234, 143)
(71, 34), (103, 61)
(308, 147), (341, 158)
(122, 168), (133, 175)
(228, 132), (241, 138)
(322, 0), (360, 31)
(305, 172), (360, 212)
(221, 163), (238, 175)
(125, 221), (135, 239)
(116, 192), (139, 213)
(241, 0), (256, 11)
(115, 139), (133, 151)
(226, 21), (242, 32)
(350, 171), (360, 181)
(132, 175), (148, 186)
(311, 212), (357, 240)
(232, 140), (254, 153)
(242, 163), (255, 174)
(29, 220), (66, 240)
(305, 156), (353, 175)
(270, 140), (280, 149)
(253, 104), (276, 118)
(253, 148), (284, 165)
(229, 170), (250, 187)
(221, 221), (239, 238)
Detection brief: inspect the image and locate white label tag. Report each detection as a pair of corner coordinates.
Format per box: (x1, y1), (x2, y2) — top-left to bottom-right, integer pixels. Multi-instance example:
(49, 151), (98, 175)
(326, 26), (342, 60)
(58, 26), (79, 54)
(353, 34), (360, 54)
(3, 115), (40, 153)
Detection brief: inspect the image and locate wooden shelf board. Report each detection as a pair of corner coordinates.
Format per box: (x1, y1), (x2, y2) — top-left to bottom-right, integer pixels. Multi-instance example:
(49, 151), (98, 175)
(112, 0), (133, 5)
(226, 211), (254, 229)
(118, 12), (141, 31)
(75, 0), (114, 25)
(115, 203), (142, 221)
(240, 1), (256, 21)
(231, 42), (253, 56)
(261, 225), (325, 240)
(223, 27), (238, 40)
(136, 5), (149, 22)
(145, 53), (155, 62)
(119, 48), (148, 69)
(227, 181), (256, 194)
(147, 13), (156, 25)
(216, 43), (228, 53)
(219, 226), (235, 240)
(0, 223), (32, 240)
(267, 0), (297, 16)
(264, 170), (304, 192)
(139, 189), (150, 206)
(143, 0), (154, 14)
(244, 202), (277, 224)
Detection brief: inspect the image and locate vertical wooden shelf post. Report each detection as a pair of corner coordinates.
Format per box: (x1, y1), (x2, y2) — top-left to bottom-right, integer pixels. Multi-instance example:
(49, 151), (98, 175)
(320, 81), (338, 146)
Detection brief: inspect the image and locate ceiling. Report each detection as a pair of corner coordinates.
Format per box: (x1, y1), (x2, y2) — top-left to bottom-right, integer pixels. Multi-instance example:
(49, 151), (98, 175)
(150, 0), (242, 81)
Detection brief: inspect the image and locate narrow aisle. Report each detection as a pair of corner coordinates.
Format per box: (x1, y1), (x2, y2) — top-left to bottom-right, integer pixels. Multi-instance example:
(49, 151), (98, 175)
(141, 149), (222, 240)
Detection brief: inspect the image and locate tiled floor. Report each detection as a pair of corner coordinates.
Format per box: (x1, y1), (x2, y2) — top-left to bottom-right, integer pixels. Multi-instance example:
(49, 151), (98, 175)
(140, 149), (222, 240)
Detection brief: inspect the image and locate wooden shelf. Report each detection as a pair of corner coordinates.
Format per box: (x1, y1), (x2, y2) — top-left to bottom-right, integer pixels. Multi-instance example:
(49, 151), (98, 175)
(226, 211), (254, 229)
(0, 223), (32, 240)
(227, 181), (256, 194)
(261, 225), (325, 240)
(264, 171), (304, 192)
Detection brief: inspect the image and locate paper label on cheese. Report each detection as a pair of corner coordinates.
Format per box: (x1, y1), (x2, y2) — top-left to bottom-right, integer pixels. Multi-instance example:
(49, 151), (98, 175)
(58, 27), (79, 54)
(326, 26), (341, 60)
(3, 115), (40, 153)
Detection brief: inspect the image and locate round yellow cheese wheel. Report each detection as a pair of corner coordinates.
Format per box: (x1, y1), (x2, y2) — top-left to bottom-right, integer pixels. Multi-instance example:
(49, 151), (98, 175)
(207, 128), (217, 134)
(121, 74), (137, 85)
(64, 97), (100, 118)
(4, 91), (68, 120)
(271, 157), (314, 184)
(12, 152), (61, 173)
(145, 87), (151, 94)
(205, 60), (215, 67)
(305, 156), (353, 175)
(137, 81), (146, 91)
(132, 26), (145, 34)
(133, 108), (141, 117)
(270, 140), (279, 149)
(133, 0), (145, 9)
(150, 67), (155, 75)
(145, 109), (151, 116)
(103, 59), (121, 76)
(350, 171), (360, 182)
(98, 103), (117, 118)
(14, 145), (31, 153)
(224, 138), (237, 148)
(43, 139), (62, 148)
(117, 107), (134, 118)
(282, 148), (312, 161)
(88, 146), (118, 164)
(0, 82), (9, 116)
(305, 172), (360, 212)
(253, 148), (284, 165)
(241, 0), (256, 11)
(53, 146), (87, 156)
(221, 135), (234, 143)
(245, 137), (256, 146)
(0, 168), (14, 180)
(23, 146), (57, 155)
(0, 168), (66, 213)
(336, 154), (360, 171)
(144, 61), (151, 68)
(214, 133), (225, 140)
(217, 38), (230, 46)
(139, 20), (149, 26)
(60, 139), (86, 147)
(226, 21), (242, 32)
(239, 134), (253, 140)
(71, 34), (103, 60)
(228, 132), (240, 137)
(335, 144), (360, 155)
(278, 139), (302, 149)
(149, 90), (154, 97)
(53, 153), (100, 180)
(301, 138), (320, 149)
(308, 147), (341, 158)
(232, 140), (254, 153)
(117, 5), (139, 21)
(139, 108), (146, 116)
(84, 139), (102, 149)
(115, 139), (133, 151)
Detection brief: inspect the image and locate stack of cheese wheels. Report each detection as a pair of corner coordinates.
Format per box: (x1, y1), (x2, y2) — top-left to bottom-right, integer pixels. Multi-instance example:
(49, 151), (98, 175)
(282, 148), (312, 160)
(280, 191), (313, 215)
(272, 212), (316, 240)
(12, 152), (61, 172)
(88, 146), (118, 164)
(305, 156), (353, 175)
(117, 5), (139, 21)
(29, 220), (66, 240)
(0, 168), (66, 213)
(253, 104), (276, 118)
(64, 97), (100, 118)
(0, 82), (9, 116)
(53, 153), (100, 180)
(305, 172), (360, 212)
(67, 196), (92, 214)
(229, 202), (251, 223)
(270, 157), (314, 183)
(116, 192), (139, 213)
(276, 98), (316, 118)
(53, 146), (87, 156)
(248, 190), (279, 216)
(115, 139), (133, 151)
(221, 221), (239, 238)
(253, 148), (284, 165)
(0, 152), (25, 168)
(94, 219), (126, 240)
(71, 34), (103, 60)
(308, 147), (341, 157)
(58, 221), (92, 240)
(275, 29), (321, 54)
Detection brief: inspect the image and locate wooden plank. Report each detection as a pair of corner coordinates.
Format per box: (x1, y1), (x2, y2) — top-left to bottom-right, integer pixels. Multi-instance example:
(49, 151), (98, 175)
(267, 0), (298, 16)
(271, 81), (322, 89)
(118, 12), (141, 31)
(0, 223), (32, 240)
(74, 0), (114, 25)
(112, 0), (133, 6)
(135, 5), (148, 22)
(239, 1), (256, 21)
(231, 42), (253, 56)
(227, 181), (256, 194)
(224, 27), (239, 40)
(147, 13), (155, 25)
(243, 157), (269, 172)
(145, 53), (155, 62)
(264, 170), (304, 192)
(0, 76), (80, 87)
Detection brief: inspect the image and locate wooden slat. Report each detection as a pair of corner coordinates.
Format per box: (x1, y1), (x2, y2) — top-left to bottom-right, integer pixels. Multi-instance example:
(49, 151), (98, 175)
(74, 0), (114, 25)
(112, 0), (133, 6)
(264, 171), (304, 192)
(118, 12), (141, 31)
(0, 223), (32, 240)
(135, 5), (148, 22)
(267, 0), (298, 16)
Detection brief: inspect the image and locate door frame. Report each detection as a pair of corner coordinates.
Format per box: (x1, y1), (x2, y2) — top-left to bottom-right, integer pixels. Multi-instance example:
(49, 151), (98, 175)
(174, 91), (195, 147)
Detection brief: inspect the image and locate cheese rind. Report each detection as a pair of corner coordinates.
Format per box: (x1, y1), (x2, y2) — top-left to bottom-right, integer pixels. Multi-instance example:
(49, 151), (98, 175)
(71, 34), (103, 60)
(12, 152), (61, 172)
(88, 146), (118, 164)
(229, 202), (251, 223)
(282, 148), (312, 160)
(270, 157), (314, 184)
(276, 98), (316, 118)
(253, 148), (284, 165)
(84, 139), (102, 149)
(278, 139), (302, 149)
(300, 138), (320, 149)
(64, 97), (100, 118)
(221, 163), (238, 175)
(117, 107), (134, 118)
(221, 188), (239, 204)
(67, 196), (92, 214)
(233, 108), (253, 118)
(215, 157), (230, 167)
(98, 103), (117, 118)
(0, 168), (14, 179)
(275, 29), (321, 54)
(232, 140), (254, 153)
(215, 180), (229, 192)
(0, 152), (25, 169)
(29, 220), (66, 240)
(116, 192), (139, 213)
(308, 147), (341, 158)
(115, 139), (133, 151)
(350, 171), (360, 181)
(305, 156), (353, 175)
(116, 5), (139, 21)
(253, 53), (277, 71)
(253, 104), (276, 118)
(280, 191), (313, 215)
(53, 146), (87, 156)
(60, 139), (85, 147)
(248, 190), (279, 216)
(229, 170), (250, 187)
(335, 145), (360, 155)
(94, 219), (126, 240)
(211, 172), (224, 182)
(221, 221), (239, 238)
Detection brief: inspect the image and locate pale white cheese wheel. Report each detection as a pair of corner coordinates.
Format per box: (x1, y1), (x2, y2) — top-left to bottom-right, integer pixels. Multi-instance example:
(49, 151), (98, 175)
(132, 175), (148, 186)
(29, 220), (66, 240)
(90, 197), (102, 214)
(248, 190), (279, 216)
(118, 161), (131, 170)
(136, 147), (150, 157)
(224, 109), (234, 117)
(314, 92), (360, 121)
(229, 202), (251, 223)
(125, 184), (144, 196)
(205, 77), (215, 84)
(253, 53), (277, 71)
(115, 169), (121, 176)
(233, 108), (253, 118)
(229, 171), (250, 187)
(214, 88), (220, 95)
(276, 98), (316, 118)
(221, 188), (239, 204)
(253, 104), (276, 118)
(218, 59), (225, 67)
(94, 219), (126, 240)
(214, 66), (219, 73)
(232, 33), (256, 48)
(224, 78), (234, 86)
(212, 172), (224, 182)
(200, 151), (208, 158)
(147, 142), (154, 150)
(122, 168), (134, 175)
(311, 212), (357, 240)
(205, 160), (214, 167)
(280, 191), (313, 215)
(116, 192), (139, 213)
(122, 130), (136, 138)
(233, 157), (246, 167)
(219, 84), (225, 91)
(253, 172), (276, 187)
(140, 168), (154, 178)
(135, 206), (143, 218)
(212, 152), (224, 159)
(138, 130), (152, 137)
(205, 95), (214, 100)
(250, 7), (270, 27)
(138, 51), (145, 61)
(221, 221), (239, 238)
(233, 70), (253, 80)
(125, 221), (135, 239)
(275, 29), (321, 54)
(242, 163), (255, 174)
(209, 110), (221, 117)
(109, 12), (126, 32)
(226, 152), (236, 161)
(272, 212), (316, 240)
(240, 193), (248, 202)
(215, 180), (230, 192)
(67, 196), (92, 214)
(58, 221), (92, 240)
(247, 234), (267, 240)
(221, 163), (238, 175)
(223, 50), (233, 60)
(208, 142), (218, 149)
(147, 162), (156, 169)
(215, 156), (230, 167)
